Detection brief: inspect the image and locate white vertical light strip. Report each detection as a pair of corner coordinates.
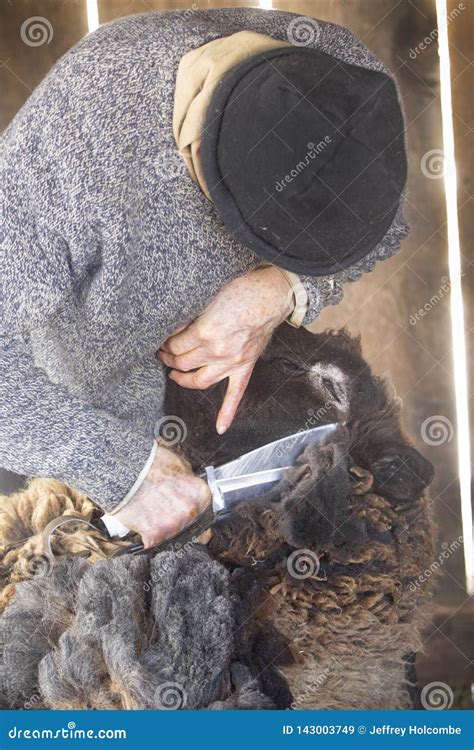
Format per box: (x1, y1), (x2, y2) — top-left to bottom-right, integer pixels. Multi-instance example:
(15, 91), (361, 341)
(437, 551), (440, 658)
(436, 0), (473, 594)
(87, 0), (100, 33)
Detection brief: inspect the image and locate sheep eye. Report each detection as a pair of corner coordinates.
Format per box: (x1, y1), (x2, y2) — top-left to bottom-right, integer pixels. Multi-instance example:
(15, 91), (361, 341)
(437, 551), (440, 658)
(322, 377), (341, 403)
(279, 357), (306, 373)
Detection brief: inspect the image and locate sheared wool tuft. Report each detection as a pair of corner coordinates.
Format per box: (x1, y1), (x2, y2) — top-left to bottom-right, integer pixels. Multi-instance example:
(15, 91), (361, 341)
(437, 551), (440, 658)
(0, 550), (274, 710)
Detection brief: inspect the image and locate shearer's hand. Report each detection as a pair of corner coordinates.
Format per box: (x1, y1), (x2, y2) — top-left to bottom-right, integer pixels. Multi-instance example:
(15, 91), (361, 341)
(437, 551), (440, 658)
(158, 266), (294, 434)
(112, 445), (212, 548)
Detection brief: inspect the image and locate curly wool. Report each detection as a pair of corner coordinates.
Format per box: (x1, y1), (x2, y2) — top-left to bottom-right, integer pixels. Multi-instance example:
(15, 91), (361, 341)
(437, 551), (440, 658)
(0, 478), (129, 615)
(212, 489), (435, 710)
(0, 548), (274, 711)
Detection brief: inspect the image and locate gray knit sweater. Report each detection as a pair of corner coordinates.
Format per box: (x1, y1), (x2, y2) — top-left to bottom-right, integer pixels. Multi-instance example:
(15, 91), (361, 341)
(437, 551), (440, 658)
(0, 9), (409, 512)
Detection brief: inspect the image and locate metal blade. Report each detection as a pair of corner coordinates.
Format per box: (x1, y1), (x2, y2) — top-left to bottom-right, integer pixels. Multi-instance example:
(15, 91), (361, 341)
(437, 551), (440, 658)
(210, 422), (339, 510)
(216, 467), (291, 493)
(214, 423), (339, 480)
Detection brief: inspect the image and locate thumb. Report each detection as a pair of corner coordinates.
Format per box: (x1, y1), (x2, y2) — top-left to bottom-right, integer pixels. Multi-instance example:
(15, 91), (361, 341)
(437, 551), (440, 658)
(216, 364), (254, 435)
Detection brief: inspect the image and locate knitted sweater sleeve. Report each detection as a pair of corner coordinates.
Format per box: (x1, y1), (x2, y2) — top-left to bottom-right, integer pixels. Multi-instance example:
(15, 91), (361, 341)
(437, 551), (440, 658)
(0, 334), (155, 512)
(0, 137), (154, 514)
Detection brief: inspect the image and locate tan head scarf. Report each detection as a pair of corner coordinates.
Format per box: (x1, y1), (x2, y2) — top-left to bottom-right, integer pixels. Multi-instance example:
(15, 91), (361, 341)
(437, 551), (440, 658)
(172, 31), (308, 327)
(173, 31), (290, 199)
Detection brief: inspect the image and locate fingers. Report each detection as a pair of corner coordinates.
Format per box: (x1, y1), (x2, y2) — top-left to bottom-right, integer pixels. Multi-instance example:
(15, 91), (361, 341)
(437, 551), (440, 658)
(143, 525), (213, 550)
(216, 365), (254, 435)
(141, 520), (180, 549)
(196, 529), (213, 545)
(167, 321), (190, 337)
(169, 364), (227, 391)
(141, 484), (210, 549)
(168, 362), (253, 432)
(161, 320), (202, 355)
(159, 322), (191, 353)
(158, 346), (208, 373)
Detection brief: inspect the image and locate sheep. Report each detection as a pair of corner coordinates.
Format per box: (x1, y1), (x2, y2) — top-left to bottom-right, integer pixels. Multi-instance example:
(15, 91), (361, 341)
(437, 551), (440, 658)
(0, 326), (435, 710)
(167, 324), (437, 709)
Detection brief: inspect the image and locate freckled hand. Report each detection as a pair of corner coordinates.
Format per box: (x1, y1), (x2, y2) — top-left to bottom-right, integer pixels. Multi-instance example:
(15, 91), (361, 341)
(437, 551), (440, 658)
(158, 266), (294, 433)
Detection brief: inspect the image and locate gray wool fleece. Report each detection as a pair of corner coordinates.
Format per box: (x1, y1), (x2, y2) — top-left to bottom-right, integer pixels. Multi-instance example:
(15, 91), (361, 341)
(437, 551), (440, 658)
(0, 9), (409, 512)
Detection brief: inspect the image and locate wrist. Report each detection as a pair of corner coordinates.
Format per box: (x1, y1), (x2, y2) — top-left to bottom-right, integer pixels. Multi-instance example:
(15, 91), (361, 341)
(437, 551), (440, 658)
(108, 440), (157, 516)
(254, 265), (295, 322)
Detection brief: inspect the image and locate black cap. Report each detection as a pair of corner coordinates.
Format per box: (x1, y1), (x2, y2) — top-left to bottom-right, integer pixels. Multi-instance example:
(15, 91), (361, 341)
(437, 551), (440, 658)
(201, 46), (407, 277)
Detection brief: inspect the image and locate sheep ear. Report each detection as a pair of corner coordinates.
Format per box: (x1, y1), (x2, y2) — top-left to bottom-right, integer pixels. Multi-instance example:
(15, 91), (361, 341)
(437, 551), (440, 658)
(370, 446), (434, 501)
